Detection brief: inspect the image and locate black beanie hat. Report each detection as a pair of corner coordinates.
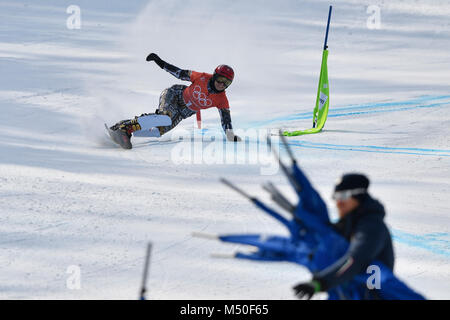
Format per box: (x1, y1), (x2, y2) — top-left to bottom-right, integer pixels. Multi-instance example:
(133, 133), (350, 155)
(334, 173), (370, 202)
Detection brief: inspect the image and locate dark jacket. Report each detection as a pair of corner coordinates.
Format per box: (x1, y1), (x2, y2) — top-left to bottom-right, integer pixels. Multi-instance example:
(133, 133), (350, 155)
(314, 195), (395, 291)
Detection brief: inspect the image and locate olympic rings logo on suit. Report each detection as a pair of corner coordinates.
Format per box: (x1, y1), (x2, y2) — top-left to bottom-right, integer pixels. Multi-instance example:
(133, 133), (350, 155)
(192, 85), (212, 107)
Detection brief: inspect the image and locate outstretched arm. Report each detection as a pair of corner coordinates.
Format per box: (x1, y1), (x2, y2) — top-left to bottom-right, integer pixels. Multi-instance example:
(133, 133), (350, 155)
(146, 53), (191, 81)
(219, 109), (241, 142)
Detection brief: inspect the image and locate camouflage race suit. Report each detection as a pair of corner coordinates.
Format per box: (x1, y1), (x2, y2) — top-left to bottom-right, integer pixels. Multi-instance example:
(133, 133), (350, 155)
(111, 55), (234, 144)
(155, 84), (196, 136)
(108, 54), (238, 150)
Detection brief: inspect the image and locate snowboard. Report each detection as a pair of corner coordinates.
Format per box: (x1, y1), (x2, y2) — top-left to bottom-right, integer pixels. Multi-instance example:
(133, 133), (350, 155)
(105, 114), (172, 149)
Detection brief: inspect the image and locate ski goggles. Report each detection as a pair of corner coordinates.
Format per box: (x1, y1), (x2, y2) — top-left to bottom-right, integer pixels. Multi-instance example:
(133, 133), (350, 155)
(215, 75), (233, 87)
(332, 188), (367, 201)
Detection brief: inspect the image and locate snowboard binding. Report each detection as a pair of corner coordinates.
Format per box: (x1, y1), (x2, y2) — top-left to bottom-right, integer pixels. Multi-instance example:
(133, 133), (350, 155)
(105, 113), (172, 149)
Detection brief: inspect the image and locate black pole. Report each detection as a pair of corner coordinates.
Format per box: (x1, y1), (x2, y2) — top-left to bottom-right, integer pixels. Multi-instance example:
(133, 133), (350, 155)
(220, 178), (254, 200)
(139, 242), (153, 300)
(279, 131), (297, 164)
(323, 6), (333, 50)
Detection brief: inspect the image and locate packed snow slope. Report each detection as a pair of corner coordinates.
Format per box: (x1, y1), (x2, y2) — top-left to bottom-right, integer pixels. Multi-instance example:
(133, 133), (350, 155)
(0, 0), (449, 299)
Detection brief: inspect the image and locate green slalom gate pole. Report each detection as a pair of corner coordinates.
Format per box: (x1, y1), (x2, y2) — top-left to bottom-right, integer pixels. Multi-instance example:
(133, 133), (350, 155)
(283, 6), (332, 137)
(313, 5), (332, 128)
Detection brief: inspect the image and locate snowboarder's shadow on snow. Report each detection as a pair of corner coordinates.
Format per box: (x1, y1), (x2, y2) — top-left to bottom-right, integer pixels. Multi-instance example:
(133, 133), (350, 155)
(132, 139), (181, 149)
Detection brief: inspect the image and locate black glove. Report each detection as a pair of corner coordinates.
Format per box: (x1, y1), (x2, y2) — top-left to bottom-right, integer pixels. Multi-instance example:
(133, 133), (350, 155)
(146, 53), (165, 68)
(146, 53), (160, 62)
(293, 280), (321, 300)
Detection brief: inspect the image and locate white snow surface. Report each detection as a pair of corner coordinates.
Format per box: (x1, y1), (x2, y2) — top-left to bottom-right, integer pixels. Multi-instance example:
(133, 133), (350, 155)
(0, 0), (449, 299)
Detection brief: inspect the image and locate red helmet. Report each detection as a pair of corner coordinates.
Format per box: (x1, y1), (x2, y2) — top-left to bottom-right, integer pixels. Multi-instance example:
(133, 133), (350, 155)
(214, 64), (234, 81)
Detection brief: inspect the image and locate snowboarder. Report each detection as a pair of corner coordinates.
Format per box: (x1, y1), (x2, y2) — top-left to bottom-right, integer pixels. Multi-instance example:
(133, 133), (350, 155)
(293, 173), (396, 300)
(108, 53), (241, 149)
